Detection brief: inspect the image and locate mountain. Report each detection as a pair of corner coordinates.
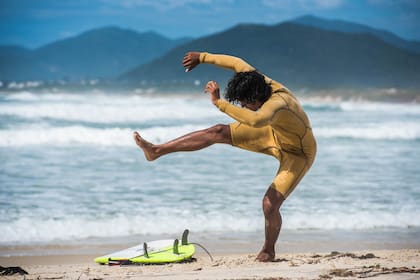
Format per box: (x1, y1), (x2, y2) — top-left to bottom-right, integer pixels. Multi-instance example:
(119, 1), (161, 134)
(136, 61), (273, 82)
(0, 26), (191, 81)
(292, 15), (420, 54)
(0, 46), (36, 80)
(121, 22), (420, 89)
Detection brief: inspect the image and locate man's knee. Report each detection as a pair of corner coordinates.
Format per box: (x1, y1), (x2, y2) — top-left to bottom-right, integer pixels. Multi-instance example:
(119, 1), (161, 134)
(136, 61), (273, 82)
(262, 186), (285, 216)
(262, 196), (278, 217)
(208, 124), (231, 144)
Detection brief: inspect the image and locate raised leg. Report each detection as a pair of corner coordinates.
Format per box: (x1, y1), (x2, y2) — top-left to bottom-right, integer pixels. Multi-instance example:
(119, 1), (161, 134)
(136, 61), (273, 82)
(256, 186), (285, 262)
(133, 124), (232, 161)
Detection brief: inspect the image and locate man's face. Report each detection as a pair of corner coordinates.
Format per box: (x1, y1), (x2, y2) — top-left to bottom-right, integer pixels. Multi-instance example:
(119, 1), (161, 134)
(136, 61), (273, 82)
(240, 100), (263, 111)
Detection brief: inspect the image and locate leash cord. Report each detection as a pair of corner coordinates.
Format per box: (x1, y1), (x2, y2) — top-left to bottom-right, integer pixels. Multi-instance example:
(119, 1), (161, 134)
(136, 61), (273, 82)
(190, 242), (214, 262)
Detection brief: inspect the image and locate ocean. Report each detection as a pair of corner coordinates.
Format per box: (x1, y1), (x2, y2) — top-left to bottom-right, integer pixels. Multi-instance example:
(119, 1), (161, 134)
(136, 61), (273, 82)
(1, 89), (419, 252)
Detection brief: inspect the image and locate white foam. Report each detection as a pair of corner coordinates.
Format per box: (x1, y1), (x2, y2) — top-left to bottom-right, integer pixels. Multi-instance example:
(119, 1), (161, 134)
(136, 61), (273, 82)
(0, 124), (210, 147)
(339, 101), (420, 115)
(1, 120), (418, 148)
(314, 121), (420, 140)
(1, 205), (419, 245)
(3, 91), (42, 101)
(0, 213), (261, 245)
(302, 99), (420, 115)
(1, 93), (220, 124)
(286, 207), (420, 230)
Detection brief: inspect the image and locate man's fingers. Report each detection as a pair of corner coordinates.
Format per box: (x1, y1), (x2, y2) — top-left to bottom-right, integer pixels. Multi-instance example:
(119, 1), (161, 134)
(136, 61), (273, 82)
(207, 81), (218, 87)
(182, 60), (190, 67)
(205, 83), (212, 93)
(205, 81), (219, 93)
(182, 56), (190, 64)
(182, 54), (191, 68)
(205, 81), (213, 89)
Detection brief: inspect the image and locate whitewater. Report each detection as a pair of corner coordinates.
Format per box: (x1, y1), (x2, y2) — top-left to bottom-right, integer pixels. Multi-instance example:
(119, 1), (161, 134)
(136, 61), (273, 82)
(1, 90), (419, 245)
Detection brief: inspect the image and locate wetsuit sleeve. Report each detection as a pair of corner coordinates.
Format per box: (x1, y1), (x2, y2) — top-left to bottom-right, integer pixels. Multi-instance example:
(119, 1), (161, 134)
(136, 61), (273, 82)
(200, 52), (289, 92)
(215, 97), (286, 128)
(199, 52), (255, 73)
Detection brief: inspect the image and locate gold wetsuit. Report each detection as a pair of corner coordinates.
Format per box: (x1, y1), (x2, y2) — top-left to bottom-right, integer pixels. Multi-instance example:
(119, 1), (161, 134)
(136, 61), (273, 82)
(200, 52), (317, 198)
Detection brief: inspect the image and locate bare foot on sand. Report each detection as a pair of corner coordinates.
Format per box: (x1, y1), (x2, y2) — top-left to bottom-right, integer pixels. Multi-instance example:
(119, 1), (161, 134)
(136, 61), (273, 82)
(133, 131), (159, 161)
(256, 250), (275, 262)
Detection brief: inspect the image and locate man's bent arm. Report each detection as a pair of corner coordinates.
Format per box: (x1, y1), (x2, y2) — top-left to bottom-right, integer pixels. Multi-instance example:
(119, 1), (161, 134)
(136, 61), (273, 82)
(216, 98), (286, 128)
(200, 52), (288, 93)
(199, 53), (255, 73)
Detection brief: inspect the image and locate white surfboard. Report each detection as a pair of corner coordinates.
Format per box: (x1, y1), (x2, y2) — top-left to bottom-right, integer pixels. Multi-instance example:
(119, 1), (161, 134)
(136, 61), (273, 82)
(95, 239), (174, 262)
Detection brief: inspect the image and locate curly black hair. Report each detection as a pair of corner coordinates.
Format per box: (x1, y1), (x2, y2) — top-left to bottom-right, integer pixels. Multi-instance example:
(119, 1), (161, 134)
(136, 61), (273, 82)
(225, 70), (272, 104)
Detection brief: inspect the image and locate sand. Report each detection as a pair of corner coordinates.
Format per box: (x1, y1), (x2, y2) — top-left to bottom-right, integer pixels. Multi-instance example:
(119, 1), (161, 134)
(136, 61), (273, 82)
(1, 249), (419, 279)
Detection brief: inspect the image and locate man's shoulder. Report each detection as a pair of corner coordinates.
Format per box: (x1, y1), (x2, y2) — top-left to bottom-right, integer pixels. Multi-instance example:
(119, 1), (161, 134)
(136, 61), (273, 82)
(270, 90), (302, 107)
(265, 92), (288, 107)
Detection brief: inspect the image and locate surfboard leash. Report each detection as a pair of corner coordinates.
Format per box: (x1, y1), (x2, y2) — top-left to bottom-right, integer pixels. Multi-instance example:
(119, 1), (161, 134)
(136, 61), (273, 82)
(182, 229), (214, 261)
(189, 242), (214, 262)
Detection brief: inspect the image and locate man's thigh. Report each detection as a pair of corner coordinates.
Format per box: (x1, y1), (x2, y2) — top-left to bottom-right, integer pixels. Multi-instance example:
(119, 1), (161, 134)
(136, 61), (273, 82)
(272, 153), (308, 199)
(229, 122), (279, 157)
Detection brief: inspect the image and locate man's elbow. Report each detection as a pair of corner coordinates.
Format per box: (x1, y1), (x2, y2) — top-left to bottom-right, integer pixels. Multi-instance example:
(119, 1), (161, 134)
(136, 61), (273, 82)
(248, 120), (267, 128)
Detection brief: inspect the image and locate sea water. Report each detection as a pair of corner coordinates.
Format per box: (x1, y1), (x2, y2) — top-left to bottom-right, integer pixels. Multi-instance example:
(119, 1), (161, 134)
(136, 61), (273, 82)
(0, 90), (419, 247)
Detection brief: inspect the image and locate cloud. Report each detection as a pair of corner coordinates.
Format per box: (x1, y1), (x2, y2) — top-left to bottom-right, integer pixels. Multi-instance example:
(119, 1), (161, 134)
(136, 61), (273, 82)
(368, 0), (420, 10)
(313, 0), (343, 8)
(262, 0), (343, 10)
(100, 0), (213, 10)
(102, 0), (344, 11)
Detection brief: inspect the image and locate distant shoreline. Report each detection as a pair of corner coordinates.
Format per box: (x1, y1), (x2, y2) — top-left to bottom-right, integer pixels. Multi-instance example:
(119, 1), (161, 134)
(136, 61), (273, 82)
(1, 83), (420, 103)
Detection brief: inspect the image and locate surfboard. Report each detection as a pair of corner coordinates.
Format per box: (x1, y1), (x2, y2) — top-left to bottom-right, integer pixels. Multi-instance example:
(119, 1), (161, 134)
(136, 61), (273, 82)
(94, 229), (195, 265)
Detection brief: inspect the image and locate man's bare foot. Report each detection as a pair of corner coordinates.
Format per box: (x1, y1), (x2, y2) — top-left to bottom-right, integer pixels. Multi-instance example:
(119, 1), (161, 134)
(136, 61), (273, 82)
(133, 131), (159, 161)
(256, 250), (275, 262)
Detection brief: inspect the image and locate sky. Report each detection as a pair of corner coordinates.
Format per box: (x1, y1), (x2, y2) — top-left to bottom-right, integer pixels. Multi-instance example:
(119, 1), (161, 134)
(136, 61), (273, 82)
(1, 0), (419, 49)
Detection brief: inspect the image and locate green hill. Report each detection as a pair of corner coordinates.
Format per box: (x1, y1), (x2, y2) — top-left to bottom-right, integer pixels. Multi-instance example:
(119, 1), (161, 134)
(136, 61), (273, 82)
(292, 15), (420, 54)
(121, 22), (420, 89)
(0, 26), (191, 81)
(0, 46), (36, 81)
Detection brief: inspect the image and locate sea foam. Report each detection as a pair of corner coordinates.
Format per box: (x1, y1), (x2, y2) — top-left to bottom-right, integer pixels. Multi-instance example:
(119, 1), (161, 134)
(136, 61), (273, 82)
(314, 121), (420, 140)
(1, 120), (419, 147)
(2, 206), (419, 245)
(0, 124), (210, 147)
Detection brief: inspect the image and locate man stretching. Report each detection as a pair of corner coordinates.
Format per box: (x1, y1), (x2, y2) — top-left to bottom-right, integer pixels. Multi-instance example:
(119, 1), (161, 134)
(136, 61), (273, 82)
(133, 51), (317, 262)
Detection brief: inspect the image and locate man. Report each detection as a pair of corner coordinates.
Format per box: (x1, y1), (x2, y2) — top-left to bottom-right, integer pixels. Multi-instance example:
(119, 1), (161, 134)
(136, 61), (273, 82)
(133, 51), (316, 262)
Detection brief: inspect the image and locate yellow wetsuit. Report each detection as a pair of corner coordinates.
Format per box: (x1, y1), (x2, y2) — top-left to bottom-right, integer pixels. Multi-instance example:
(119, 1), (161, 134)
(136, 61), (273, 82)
(200, 52), (317, 198)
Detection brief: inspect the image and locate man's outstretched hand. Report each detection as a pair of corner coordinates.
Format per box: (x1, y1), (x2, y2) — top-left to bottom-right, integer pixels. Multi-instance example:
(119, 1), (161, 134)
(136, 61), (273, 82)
(182, 52), (200, 72)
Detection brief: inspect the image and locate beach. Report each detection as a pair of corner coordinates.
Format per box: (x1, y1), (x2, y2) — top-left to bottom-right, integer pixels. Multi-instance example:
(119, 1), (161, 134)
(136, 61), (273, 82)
(1, 248), (419, 279)
(1, 230), (420, 279)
